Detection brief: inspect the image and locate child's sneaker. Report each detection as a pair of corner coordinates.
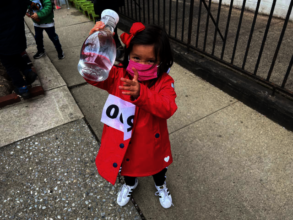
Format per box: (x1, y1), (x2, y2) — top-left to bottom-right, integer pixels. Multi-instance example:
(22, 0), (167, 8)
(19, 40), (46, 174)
(155, 182), (173, 209)
(14, 86), (30, 99)
(117, 178), (138, 207)
(33, 51), (45, 59)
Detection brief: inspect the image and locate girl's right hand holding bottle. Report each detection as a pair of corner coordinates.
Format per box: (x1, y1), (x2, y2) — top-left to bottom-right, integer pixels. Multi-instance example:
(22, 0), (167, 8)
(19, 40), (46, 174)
(89, 21), (106, 35)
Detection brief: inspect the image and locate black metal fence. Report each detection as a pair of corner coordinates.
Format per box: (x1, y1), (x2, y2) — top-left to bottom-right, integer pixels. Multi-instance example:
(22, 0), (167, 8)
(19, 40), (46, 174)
(119, 0), (293, 98)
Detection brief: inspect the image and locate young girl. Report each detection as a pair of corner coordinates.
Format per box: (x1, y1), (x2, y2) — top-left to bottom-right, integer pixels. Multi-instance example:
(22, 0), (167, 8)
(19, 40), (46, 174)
(85, 22), (177, 209)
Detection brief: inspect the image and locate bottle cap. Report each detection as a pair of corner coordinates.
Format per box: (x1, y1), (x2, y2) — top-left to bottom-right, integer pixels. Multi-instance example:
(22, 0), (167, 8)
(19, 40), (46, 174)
(101, 9), (119, 25)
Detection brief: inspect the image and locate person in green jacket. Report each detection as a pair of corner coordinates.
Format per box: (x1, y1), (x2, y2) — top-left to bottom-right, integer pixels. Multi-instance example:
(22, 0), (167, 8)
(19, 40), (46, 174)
(26, 0), (64, 59)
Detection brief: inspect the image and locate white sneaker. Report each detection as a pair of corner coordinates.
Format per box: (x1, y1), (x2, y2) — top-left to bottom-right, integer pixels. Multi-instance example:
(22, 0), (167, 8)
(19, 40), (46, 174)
(155, 182), (173, 209)
(117, 178), (138, 207)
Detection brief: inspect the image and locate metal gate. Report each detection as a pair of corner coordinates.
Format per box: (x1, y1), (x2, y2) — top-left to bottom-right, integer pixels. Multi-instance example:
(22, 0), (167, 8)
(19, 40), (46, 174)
(119, 0), (293, 98)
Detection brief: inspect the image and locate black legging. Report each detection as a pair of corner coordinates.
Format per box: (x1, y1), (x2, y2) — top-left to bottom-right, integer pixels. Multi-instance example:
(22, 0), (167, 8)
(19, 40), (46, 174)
(124, 168), (168, 187)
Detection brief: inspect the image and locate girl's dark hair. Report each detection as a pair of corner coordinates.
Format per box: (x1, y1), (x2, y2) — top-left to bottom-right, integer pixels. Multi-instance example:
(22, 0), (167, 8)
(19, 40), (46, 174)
(121, 25), (173, 88)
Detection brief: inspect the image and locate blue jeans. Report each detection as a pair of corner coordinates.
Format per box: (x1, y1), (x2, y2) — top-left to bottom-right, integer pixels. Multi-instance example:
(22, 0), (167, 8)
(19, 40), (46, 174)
(34, 26), (62, 53)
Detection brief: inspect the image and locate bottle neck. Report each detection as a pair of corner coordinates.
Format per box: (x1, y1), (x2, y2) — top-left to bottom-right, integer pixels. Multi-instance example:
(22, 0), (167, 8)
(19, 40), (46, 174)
(101, 16), (116, 33)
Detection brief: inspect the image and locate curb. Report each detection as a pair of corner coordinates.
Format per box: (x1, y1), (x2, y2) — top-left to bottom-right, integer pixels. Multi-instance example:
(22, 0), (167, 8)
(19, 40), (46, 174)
(0, 94), (21, 108)
(0, 86), (45, 109)
(118, 15), (293, 131)
(0, 53), (45, 108)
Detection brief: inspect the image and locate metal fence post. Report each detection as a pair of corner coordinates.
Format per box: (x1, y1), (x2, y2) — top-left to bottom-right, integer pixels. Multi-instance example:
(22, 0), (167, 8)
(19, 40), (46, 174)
(187, 0), (195, 52)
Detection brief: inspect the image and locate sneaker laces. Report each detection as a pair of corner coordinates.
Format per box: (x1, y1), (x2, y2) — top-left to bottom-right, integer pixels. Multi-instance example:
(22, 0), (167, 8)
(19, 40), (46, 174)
(117, 184), (133, 203)
(155, 185), (174, 206)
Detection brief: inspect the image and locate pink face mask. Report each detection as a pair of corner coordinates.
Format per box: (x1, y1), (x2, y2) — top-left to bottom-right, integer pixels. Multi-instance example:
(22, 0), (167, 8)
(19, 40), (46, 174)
(126, 59), (159, 81)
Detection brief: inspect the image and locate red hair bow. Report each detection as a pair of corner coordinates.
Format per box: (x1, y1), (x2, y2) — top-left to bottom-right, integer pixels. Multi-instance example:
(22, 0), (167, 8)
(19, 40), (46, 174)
(120, 22), (145, 48)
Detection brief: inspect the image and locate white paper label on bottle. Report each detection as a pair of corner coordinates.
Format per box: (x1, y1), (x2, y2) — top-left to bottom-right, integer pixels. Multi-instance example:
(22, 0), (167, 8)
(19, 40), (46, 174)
(101, 94), (136, 140)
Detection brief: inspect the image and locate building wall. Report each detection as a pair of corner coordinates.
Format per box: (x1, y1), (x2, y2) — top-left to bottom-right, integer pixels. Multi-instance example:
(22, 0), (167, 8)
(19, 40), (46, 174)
(212, 0), (293, 21)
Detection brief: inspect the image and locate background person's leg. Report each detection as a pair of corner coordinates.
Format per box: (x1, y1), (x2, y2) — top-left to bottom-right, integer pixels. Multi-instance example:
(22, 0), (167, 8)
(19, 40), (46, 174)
(44, 26), (64, 58)
(113, 26), (122, 48)
(34, 26), (45, 53)
(0, 55), (26, 88)
(16, 53), (30, 72)
(15, 55), (37, 85)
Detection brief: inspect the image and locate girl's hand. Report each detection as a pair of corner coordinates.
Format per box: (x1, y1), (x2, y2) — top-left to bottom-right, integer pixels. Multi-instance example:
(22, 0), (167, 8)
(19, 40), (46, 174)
(31, 13), (39, 20)
(89, 21), (116, 36)
(89, 21), (105, 35)
(119, 68), (140, 99)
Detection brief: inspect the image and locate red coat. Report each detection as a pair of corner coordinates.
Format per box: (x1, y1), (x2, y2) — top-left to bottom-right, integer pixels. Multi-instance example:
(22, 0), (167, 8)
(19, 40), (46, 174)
(85, 66), (177, 185)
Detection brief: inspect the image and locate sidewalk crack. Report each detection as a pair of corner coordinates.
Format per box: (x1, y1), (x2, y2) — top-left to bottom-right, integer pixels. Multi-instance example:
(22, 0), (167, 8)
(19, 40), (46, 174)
(169, 101), (239, 135)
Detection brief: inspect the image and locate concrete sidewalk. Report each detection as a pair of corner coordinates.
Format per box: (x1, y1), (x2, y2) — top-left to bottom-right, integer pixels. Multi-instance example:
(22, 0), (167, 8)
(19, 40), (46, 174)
(0, 6), (293, 219)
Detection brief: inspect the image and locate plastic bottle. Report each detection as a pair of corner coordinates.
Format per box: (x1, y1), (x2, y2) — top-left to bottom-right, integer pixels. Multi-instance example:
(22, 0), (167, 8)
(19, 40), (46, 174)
(77, 9), (119, 82)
